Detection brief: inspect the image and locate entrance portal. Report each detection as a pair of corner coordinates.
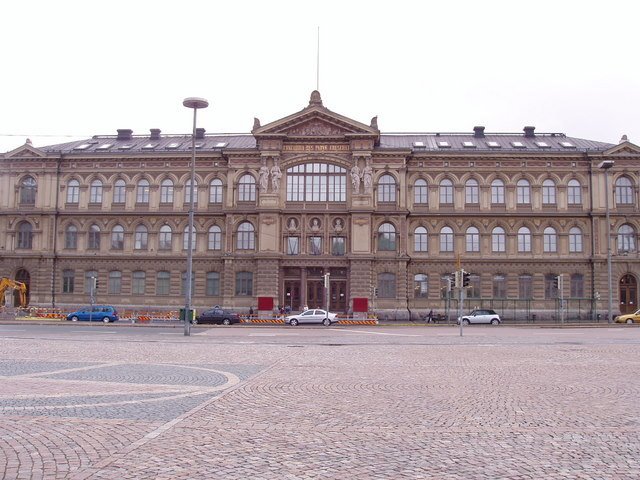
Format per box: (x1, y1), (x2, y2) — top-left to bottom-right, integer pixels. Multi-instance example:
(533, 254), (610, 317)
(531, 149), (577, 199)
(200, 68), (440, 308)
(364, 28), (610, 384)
(619, 274), (638, 314)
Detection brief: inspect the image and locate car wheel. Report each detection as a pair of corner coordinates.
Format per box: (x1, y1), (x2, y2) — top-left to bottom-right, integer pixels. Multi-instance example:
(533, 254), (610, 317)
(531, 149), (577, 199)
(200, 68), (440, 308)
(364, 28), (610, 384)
(222, 318), (231, 325)
(462, 319), (470, 326)
(627, 319), (634, 324)
(490, 319), (500, 325)
(102, 317), (111, 323)
(290, 318), (299, 326)
(70, 316), (79, 322)
(322, 318), (331, 326)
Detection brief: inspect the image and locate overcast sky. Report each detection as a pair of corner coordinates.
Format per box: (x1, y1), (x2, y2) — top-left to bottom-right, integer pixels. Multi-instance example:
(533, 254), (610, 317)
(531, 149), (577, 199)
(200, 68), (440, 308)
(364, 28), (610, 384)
(2, 0), (639, 153)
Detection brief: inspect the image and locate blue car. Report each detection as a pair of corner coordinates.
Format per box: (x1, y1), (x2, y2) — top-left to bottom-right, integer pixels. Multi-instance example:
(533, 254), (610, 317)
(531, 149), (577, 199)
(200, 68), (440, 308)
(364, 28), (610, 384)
(67, 305), (119, 323)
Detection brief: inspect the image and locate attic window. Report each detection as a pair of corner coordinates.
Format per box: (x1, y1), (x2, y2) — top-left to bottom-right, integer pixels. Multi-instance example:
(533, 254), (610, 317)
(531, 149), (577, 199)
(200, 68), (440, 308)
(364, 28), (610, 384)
(96, 144), (113, 150)
(413, 141), (425, 148)
(462, 141), (476, 148)
(189, 142), (204, 149)
(560, 141), (575, 148)
(74, 144), (91, 150)
(119, 145), (133, 150)
(142, 143), (157, 150)
(535, 141), (550, 148)
(511, 141), (526, 148)
(166, 142), (181, 149)
(486, 141), (501, 148)
(437, 141), (450, 148)
(214, 142), (228, 148)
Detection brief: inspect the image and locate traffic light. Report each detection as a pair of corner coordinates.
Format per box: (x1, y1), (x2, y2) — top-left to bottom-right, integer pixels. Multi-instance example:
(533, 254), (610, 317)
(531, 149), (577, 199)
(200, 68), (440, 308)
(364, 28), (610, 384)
(92, 277), (99, 290)
(454, 271), (461, 289)
(553, 275), (559, 289)
(462, 271), (471, 287)
(373, 287), (379, 297)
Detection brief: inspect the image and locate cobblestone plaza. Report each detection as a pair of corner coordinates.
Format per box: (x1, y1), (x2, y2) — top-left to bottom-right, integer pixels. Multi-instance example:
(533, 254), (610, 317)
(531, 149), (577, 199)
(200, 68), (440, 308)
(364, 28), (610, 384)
(1, 325), (639, 479)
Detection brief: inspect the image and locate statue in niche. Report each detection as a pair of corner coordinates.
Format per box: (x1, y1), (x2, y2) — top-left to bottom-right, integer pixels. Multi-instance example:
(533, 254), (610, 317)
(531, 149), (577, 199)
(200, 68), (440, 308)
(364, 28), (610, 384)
(258, 159), (269, 193)
(311, 218), (321, 231)
(270, 158), (282, 193)
(362, 158), (373, 194)
(288, 218), (297, 231)
(334, 218), (344, 233)
(350, 165), (361, 194)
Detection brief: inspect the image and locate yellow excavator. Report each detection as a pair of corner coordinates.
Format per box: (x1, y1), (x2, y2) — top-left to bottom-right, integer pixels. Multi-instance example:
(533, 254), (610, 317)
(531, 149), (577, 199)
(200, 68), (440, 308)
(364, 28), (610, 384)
(0, 278), (28, 308)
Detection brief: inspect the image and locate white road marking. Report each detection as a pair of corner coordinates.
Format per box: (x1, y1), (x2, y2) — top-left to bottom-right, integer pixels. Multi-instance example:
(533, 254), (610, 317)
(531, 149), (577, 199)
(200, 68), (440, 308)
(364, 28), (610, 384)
(0, 329), (26, 332)
(337, 328), (422, 337)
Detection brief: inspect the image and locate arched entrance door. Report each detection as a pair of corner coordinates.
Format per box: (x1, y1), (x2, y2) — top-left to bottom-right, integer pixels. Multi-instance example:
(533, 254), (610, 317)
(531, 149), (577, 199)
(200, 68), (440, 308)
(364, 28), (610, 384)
(619, 274), (637, 314)
(14, 269), (30, 307)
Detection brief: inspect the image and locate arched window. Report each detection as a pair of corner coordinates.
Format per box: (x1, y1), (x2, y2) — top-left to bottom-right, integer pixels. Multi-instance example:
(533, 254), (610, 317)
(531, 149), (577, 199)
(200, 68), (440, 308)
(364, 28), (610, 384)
(414, 226), (428, 252)
(238, 174), (256, 202)
(414, 274), (428, 298)
(465, 179), (479, 204)
(111, 224), (124, 250)
(568, 179), (582, 205)
(378, 174), (396, 203)
(517, 226), (531, 252)
(108, 271), (122, 294)
(237, 222), (255, 250)
(542, 179), (556, 205)
(208, 225), (222, 250)
(184, 179), (198, 205)
(206, 271), (221, 296)
(465, 226), (480, 252)
(136, 179), (150, 204)
(209, 178), (223, 204)
(615, 176), (634, 205)
(569, 227), (583, 253)
(492, 227), (506, 252)
(183, 226), (196, 250)
(113, 179), (126, 204)
(134, 224), (148, 250)
(414, 179), (428, 204)
(439, 179), (453, 204)
(88, 224), (101, 250)
(440, 226), (454, 252)
(491, 179), (505, 204)
(378, 223), (396, 251)
(617, 224), (636, 253)
(67, 179), (80, 204)
(517, 179), (531, 204)
(160, 179), (174, 204)
(377, 272), (396, 298)
(543, 226), (557, 252)
(159, 225), (172, 250)
(286, 163), (346, 202)
(19, 176), (37, 205)
(17, 221), (33, 249)
(65, 225), (78, 249)
(89, 179), (103, 204)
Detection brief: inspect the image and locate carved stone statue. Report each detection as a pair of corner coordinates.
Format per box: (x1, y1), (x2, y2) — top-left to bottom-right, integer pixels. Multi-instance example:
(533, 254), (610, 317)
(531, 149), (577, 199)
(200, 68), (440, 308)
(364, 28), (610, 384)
(270, 159), (282, 193)
(362, 158), (373, 194)
(288, 218), (297, 231)
(370, 116), (379, 130)
(350, 165), (361, 194)
(252, 117), (261, 131)
(334, 218), (343, 233)
(258, 160), (269, 193)
(311, 218), (321, 231)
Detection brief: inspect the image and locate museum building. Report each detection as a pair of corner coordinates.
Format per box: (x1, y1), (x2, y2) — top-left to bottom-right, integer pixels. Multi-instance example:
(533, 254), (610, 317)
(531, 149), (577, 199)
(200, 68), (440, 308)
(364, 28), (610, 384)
(1, 91), (639, 320)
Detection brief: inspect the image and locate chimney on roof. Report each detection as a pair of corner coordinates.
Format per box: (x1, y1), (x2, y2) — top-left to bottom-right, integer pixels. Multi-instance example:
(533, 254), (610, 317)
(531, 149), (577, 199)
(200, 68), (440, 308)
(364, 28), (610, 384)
(473, 126), (485, 138)
(196, 128), (206, 140)
(523, 126), (536, 138)
(150, 129), (161, 140)
(117, 129), (133, 141)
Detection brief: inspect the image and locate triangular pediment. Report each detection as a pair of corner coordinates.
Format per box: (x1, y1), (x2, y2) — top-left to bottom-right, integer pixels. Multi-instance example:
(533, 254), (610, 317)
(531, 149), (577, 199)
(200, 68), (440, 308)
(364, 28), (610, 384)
(604, 141), (640, 155)
(3, 142), (47, 159)
(253, 91), (379, 140)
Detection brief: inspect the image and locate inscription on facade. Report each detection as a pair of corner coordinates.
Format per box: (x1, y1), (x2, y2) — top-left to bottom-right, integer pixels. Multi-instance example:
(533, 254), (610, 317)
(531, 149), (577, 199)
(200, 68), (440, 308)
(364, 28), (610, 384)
(282, 144), (350, 152)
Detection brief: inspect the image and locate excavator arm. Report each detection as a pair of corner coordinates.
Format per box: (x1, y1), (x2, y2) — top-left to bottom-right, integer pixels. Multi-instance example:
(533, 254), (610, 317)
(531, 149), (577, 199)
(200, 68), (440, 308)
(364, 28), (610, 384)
(0, 278), (28, 308)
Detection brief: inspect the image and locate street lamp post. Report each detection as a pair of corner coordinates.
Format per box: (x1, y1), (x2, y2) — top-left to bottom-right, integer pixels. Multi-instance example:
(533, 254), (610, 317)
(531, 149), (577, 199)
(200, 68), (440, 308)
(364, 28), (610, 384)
(183, 97), (209, 336)
(599, 160), (614, 323)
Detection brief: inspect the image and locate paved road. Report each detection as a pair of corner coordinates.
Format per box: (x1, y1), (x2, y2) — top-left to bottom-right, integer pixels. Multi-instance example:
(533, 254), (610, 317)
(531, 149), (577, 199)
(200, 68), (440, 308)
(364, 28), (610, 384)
(1, 325), (639, 479)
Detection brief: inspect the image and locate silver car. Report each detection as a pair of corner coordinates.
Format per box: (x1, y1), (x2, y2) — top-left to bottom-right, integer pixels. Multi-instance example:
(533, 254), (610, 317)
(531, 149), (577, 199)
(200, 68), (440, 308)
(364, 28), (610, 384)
(457, 309), (501, 325)
(286, 309), (337, 326)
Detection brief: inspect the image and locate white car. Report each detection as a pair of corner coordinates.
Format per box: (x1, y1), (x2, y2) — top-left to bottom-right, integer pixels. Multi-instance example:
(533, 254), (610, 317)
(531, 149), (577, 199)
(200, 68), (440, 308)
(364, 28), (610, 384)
(457, 309), (501, 325)
(285, 309), (337, 326)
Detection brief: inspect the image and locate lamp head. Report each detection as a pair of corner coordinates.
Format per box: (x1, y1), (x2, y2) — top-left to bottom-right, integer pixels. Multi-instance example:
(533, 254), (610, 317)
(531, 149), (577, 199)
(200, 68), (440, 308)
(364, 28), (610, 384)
(183, 97), (209, 109)
(598, 160), (614, 170)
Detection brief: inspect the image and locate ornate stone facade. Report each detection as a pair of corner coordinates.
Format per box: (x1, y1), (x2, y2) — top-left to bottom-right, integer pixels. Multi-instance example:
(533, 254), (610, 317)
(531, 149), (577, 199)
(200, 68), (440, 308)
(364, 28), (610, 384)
(1, 91), (639, 320)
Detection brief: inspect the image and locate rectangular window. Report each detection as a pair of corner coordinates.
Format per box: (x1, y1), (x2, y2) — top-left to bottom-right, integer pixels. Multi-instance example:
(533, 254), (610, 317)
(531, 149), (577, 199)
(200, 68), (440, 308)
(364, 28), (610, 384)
(156, 272), (170, 295)
(309, 236), (322, 255)
(519, 275), (533, 299)
(206, 272), (220, 296)
(235, 272), (253, 296)
(108, 272), (122, 295)
(132, 271), (146, 295)
(493, 275), (507, 298)
(62, 269), (75, 293)
(571, 274), (584, 298)
(287, 237), (300, 255)
(331, 237), (345, 256)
